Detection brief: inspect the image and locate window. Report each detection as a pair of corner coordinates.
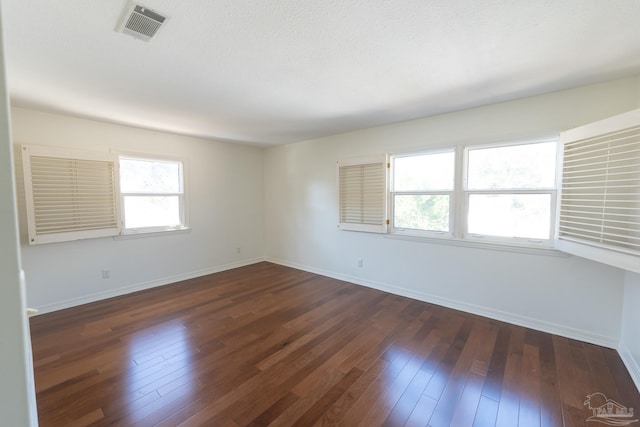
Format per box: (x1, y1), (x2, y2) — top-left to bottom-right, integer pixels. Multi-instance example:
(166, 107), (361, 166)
(557, 108), (640, 273)
(465, 141), (557, 243)
(119, 157), (186, 233)
(340, 139), (559, 248)
(20, 145), (187, 244)
(391, 150), (454, 235)
(21, 145), (120, 245)
(337, 154), (388, 233)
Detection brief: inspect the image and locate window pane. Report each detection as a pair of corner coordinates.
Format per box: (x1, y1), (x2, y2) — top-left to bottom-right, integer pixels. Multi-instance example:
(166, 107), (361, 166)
(467, 142), (556, 190)
(468, 194), (551, 239)
(120, 158), (182, 193)
(394, 151), (454, 191)
(394, 194), (449, 232)
(123, 196), (181, 228)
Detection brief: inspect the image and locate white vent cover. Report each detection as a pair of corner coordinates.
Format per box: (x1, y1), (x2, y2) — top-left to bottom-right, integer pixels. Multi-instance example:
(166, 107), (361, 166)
(117, 3), (167, 42)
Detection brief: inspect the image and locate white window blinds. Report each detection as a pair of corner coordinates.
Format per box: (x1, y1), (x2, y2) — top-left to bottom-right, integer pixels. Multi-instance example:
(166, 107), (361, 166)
(337, 154), (388, 233)
(22, 145), (121, 245)
(557, 109), (640, 272)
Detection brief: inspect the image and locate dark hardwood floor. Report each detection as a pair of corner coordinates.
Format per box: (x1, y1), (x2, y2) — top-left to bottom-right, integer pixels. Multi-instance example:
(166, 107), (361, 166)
(30, 262), (640, 426)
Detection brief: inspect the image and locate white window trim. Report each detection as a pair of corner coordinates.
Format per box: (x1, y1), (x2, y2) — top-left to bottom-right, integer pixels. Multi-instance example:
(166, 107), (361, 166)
(390, 147), (456, 238)
(21, 144), (121, 245)
(118, 153), (189, 236)
(337, 154), (389, 233)
(385, 233), (567, 257)
(114, 227), (191, 241)
(556, 108), (640, 273)
(385, 139), (559, 248)
(461, 139), (558, 247)
(19, 146), (192, 244)
(461, 189), (557, 247)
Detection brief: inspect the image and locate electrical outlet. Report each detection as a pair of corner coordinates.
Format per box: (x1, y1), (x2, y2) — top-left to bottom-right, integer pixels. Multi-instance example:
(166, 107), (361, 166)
(101, 269), (110, 279)
(236, 247), (241, 254)
(357, 259), (363, 268)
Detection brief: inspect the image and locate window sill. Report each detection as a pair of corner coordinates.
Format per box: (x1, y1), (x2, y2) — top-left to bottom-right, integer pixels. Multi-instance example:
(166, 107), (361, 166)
(384, 233), (567, 257)
(114, 227), (191, 241)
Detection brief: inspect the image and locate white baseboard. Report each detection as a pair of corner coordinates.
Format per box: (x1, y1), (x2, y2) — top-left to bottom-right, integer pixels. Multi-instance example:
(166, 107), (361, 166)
(265, 257), (619, 349)
(31, 256), (638, 393)
(618, 345), (640, 394)
(33, 257), (266, 315)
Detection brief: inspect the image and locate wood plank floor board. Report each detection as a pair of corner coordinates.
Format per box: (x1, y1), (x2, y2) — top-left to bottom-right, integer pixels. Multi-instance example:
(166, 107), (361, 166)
(517, 342), (541, 427)
(600, 348), (640, 418)
(537, 332), (563, 427)
(429, 319), (495, 427)
(404, 393), (439, 427)
(380, 320), (449, 427)
(290, 322), (386, 397)
(225, 311), (385, 426)
(422, 316), (474, 402)
(315, 358), (389, 427)
(448, 321), (499, 427)
(381, 367), (434, 427)
(246, 391), (300, 427)
(177, 312), (372, 424)
(359, 356), (423, 426)
(473, 395), (500, 427)
(550, 336), (583, 427)
(493, 325), (525, 427)
(337, 347), (413, 426)
(29, 262), (640, 427)
(280, 367), (363, 427)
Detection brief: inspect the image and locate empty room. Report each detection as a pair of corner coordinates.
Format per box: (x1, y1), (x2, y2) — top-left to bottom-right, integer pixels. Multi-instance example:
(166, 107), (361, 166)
(1, 1), (640, 426)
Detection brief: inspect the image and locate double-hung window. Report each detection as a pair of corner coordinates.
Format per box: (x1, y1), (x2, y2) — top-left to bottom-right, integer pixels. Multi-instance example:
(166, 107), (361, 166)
(119, 157), (186, 233)
(391, 150), (455, 236)
(341, 139), (559, 248)
(338, 109), (639, 269)
(464, 141), (557, 244)
(21, 146), (188, 244)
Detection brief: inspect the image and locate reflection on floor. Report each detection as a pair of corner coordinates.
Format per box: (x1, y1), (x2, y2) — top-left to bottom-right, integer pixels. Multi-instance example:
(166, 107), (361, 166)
(30, 262), (640, 426)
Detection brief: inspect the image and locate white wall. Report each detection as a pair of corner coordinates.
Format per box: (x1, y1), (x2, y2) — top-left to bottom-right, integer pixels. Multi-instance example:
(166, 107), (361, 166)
(621, 272), (640, 391)
(12, 107), (264, 313)
(0, 6), (38, 425)
(264, 76), (640, 348)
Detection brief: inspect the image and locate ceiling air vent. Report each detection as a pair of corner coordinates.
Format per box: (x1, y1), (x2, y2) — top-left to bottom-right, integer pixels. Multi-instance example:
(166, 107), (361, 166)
(117, 3), (167, 42)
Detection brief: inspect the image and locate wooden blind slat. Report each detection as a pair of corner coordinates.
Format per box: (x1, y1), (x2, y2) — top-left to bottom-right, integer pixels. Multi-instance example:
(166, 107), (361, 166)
(337, 156), (388, 233)
(22, 145), (121, 244)
(559, 124), (640, 257)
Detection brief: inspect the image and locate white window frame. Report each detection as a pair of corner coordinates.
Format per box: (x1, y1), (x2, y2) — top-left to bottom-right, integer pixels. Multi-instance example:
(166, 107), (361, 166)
(556, 108), (640, 273)
(462, 139), (558, 247)
(384, 138), (559, 248)
(337, 154), (389, 233)
(19, 145), (189, 244)
(118, 154), (188, 235)
(390, 148), (456, 239)
(21, 145), (122, 245)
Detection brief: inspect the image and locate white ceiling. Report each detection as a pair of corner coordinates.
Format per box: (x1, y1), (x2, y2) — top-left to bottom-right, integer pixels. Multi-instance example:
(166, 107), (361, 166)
(3, 1), (640, 146)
